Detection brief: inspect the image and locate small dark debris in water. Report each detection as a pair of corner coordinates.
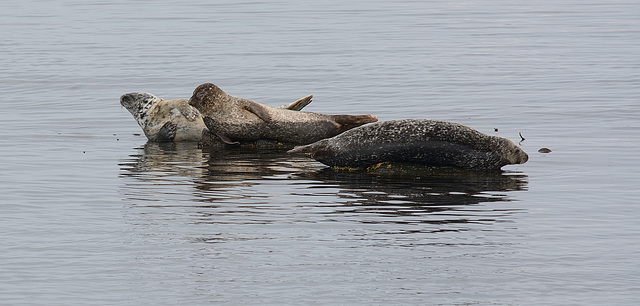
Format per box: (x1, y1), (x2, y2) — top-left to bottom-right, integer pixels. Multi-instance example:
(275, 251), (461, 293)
(538, 148), (552, 153)
(494, 128), (499, 132)
(113, 133), (117, 136)
(519, 131), (525, 141)
(83, 151), (86, 154)
(133, 133), (141, 136)
(116, 138), (119, 141)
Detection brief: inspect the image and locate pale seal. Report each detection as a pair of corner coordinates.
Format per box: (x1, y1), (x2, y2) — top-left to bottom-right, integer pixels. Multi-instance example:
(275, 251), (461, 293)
(120, 92), (206, 142)
(288, 119), (529, 170)
(188, 83), (378, 145)
(120, 92), (314, 142)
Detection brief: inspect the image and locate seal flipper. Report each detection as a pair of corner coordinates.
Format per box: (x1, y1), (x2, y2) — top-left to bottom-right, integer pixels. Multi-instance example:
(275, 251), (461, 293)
(332, 114), (379, 133)
(216, 133), (240, 145)
(157, 122), (177, 142)
(241, 100), (272, 122)
(175, 100), (201, 121)
(277, 95), (313, 111)
(203, 116), (239, 145)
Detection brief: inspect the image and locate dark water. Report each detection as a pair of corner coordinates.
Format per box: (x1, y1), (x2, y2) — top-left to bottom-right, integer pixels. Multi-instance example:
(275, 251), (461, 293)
(2, 0), (639, 305)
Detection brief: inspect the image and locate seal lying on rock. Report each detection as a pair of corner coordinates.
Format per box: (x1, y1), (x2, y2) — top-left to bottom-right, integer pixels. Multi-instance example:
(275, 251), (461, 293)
(120, 92), (313, 142)
(188, 83), (378, 145)
(287, 119), (529, 170)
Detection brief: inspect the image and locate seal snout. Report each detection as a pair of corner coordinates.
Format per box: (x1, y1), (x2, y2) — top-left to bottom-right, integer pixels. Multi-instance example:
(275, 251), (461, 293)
(511, 146), (529, 164)
(120, 92), (157, 107)
(120, 93), (135, 106)
(519, 150), (529, 164)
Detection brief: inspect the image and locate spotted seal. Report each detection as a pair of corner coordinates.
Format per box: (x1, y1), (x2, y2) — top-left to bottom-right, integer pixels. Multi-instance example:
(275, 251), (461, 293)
(288, 119), (529, 170)
(188, 83), (378, 145)
(120, 92), (314, 142)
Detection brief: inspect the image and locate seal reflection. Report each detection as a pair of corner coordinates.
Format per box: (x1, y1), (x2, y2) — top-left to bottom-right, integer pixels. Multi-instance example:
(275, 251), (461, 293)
(119, 144), (528, 226)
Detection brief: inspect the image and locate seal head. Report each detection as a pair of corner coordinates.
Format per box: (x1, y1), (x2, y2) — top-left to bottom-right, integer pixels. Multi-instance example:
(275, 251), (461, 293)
(120, 92), (159, 124)
(189, 83), (273, 123)
(188, 83), (226, 115)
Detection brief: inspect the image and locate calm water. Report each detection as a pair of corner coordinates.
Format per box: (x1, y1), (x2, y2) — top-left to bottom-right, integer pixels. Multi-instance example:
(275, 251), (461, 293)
(2, 0), (639, 305)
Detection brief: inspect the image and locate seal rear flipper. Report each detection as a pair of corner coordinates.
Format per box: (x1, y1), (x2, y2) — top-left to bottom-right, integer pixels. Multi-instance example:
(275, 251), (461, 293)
(287, 140), (326, 156)
(332, 114), (379, 133)
(287, 144), (312, 155)
(277, 95), (313, 111)
(157, 122), (177, 142)
(242, 100), (272, 122)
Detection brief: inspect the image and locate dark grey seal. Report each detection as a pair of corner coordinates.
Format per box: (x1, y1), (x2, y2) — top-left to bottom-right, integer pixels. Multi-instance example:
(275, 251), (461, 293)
(287, 119), (529, 170)
(188, 83), (378, 145)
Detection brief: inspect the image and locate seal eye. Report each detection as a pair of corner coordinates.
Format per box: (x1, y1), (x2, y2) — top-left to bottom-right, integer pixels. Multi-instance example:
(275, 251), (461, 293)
(196, 91), (204, 99)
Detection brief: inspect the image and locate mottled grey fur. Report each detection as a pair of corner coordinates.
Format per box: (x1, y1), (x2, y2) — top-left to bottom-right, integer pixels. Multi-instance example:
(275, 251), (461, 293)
(120, 92), (206, 142)
(188, 83), (378, 145)
(288, 119), (529, 170)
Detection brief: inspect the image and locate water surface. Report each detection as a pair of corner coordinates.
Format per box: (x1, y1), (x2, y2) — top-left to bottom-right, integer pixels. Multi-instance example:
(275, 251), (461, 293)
(1, 0), (639, 305)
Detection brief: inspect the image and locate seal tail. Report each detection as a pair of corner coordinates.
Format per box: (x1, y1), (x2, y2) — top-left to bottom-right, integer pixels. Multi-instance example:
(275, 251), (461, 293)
(332, 114), (378, 133)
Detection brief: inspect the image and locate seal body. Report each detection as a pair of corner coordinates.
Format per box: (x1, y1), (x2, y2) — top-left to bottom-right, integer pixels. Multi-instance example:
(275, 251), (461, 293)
(188, 83), (378, 145)
(288, 119), (529, 170)
(120, 92), (206, 142)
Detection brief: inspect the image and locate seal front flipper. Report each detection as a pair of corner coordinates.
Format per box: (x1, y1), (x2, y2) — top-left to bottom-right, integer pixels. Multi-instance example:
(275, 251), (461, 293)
(203, 116), (240, 145)
(157, 122), (177, 142)
(241, 100), (272, 122)
(175, 100), (201, 121)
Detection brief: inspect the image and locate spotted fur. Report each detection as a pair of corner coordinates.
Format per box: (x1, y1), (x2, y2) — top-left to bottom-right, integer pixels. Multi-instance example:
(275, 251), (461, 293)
(120, 92), (206, 142)
(288, 119), (529, 170)
(121, 92), (316, 142)
(188, 83), (378, 145)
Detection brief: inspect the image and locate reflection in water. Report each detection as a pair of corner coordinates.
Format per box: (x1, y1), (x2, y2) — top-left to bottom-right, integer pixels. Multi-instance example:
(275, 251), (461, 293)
(119, 144), (528, 226)
(119, 142), (207, 178)
(300, 166), (526, 211)
(118, 142), (208, 203)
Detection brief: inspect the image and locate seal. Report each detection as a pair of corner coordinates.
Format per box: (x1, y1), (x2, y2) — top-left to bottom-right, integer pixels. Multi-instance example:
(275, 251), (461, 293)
(120, 92), (314, 142)
(188, 83), (378, 145)
(120, 92), (206, 142)
(287, 119), (529, 170)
